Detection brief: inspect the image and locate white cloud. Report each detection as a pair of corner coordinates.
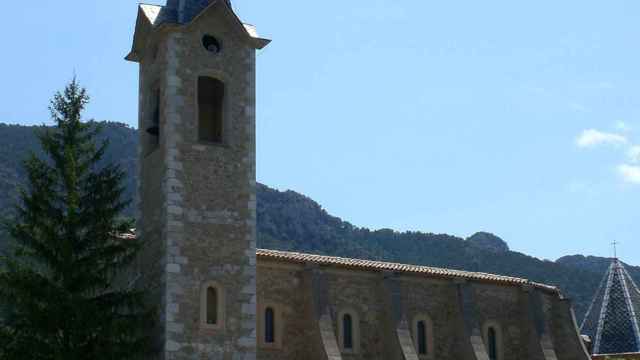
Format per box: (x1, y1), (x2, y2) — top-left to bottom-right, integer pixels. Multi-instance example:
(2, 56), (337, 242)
(575, 125), (640, 186)
(576, 129), (628, 148)
(618, 164), (640, 184)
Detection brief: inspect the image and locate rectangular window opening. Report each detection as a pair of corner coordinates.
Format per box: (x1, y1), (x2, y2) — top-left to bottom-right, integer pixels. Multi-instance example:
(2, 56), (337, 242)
(417, 320), (427, 355)
(145, 88), (161, 154)
(265, 307), (275, 344)
(206, 287), (218, 325)
(343, 314), (353, 350)
(198, 76), (225, 143)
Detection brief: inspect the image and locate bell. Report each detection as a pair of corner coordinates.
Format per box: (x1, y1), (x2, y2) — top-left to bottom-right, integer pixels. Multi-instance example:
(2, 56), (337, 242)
(146, 125), (159, 136)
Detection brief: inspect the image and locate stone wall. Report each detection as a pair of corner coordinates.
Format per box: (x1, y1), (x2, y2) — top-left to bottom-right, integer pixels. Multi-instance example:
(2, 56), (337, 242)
(138, 25), (171, 357)
(473, 283), (527, 359)
(551, 298), (592, 360)
(256, 258), (592, 360)
(400, 276), (460, 359)
(255, 264), (312, 360)
(136, 2), (258, 359)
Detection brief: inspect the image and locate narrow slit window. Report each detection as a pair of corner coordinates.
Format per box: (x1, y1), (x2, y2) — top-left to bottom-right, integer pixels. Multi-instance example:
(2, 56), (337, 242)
(265, 307), (275, 344)
(152, 88), (160, 133)
(146, 88), (160, 150)
(343, 314), (353, 350)
(488, 327), (498, 360)
(206, 287), (218, 325)
(198, 76), (225, 143)
(417, 320), (427, 355)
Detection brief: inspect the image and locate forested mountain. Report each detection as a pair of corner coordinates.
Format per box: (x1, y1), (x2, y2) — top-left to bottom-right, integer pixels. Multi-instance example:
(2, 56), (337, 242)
(0, 122), (631, 320)
(0, 122), (137, 219)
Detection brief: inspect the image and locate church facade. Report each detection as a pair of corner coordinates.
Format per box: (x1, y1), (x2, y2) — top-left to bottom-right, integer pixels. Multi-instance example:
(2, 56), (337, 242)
(127, 1), (592, 359)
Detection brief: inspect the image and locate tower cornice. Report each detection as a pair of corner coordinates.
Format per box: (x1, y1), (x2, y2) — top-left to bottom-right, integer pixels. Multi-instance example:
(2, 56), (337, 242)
(126, 0), (269, 62)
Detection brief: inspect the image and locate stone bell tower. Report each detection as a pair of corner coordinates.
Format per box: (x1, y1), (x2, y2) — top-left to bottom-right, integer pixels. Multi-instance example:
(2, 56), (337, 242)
(126, 1), (269, 358)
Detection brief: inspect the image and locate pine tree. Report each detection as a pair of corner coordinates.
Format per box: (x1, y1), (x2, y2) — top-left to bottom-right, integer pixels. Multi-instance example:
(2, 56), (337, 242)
(0, 80), (152, 359)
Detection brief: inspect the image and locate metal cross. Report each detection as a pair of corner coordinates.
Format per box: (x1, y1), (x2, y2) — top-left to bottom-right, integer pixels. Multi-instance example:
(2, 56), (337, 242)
(612, 240), (619, 259)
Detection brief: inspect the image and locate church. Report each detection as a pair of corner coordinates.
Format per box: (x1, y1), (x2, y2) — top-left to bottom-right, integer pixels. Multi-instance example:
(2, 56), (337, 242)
(126, 1), (593, 359)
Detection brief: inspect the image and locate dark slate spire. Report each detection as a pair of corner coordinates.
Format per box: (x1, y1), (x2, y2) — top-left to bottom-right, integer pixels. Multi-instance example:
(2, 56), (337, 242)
(580, 258), (640, 355)
(165, 0), (232, 24)
(162, 0), (180, 23)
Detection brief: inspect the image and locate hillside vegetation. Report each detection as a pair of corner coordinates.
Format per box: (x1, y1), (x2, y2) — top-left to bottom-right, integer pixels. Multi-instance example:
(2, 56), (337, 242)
(0, 122), (630, 320)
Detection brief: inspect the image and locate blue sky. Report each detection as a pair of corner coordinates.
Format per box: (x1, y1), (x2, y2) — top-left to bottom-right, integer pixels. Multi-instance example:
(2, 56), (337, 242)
(1, 1), (639, 264)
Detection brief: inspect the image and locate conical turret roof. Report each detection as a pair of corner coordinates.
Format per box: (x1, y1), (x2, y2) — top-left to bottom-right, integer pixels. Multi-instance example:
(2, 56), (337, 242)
(580, 258), (640, 355)
(165, 0), (232, 23)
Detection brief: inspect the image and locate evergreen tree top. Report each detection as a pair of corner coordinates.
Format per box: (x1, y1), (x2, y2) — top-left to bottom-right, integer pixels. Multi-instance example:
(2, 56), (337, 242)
(0, 79), (153, 360)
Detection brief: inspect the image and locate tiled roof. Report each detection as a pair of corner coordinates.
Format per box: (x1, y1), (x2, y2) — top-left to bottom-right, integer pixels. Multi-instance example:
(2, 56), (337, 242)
(118, 231), (556, 292)
(257, 248), (559, 293)
(580, 259), (640, 354)
(138, 2), (264, 41)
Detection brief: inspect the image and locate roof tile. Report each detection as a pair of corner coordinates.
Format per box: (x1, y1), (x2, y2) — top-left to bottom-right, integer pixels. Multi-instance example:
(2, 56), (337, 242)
(257, 248), (558, 293)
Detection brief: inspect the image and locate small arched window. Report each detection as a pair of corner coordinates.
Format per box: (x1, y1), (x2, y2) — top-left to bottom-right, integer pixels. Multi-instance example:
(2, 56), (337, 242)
(413, 314), (434, 358)
(488, 327), (498, 360)
(417, 320), (427, 355)
(206, 287), (218, 325)
(198, 76), (225, 143)
(265, 307), (275, 344)
(200, 282), (223, 329)
(483, 322), (502, 360)
(338, 310), (359, 353)
(343, 314), (353, 350)
(259, 304), (282, 348)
